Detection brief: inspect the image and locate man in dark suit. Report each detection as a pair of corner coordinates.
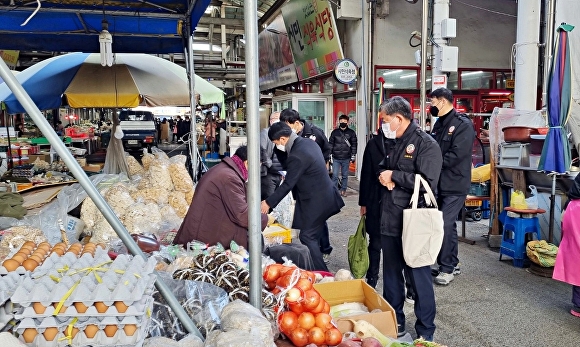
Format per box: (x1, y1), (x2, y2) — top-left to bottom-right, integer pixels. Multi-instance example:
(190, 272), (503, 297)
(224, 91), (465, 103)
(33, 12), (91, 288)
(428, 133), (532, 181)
(261, 122), (344, 271)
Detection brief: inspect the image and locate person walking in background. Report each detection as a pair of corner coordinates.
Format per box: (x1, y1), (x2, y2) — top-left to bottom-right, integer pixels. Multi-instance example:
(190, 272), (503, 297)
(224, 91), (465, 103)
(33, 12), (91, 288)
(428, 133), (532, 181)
(359, 125), (391, 288)
(171, 118), (178, 142)
(428, 87), (475, 286)
(280, 108), (334, 263)
(160, 118), (169, 143)
(261, 122), (344, 271)
(329, 115), (357, 197)
(175, 116), (183, 142)
(553, 173), (580, 318)
(377, 96), (442, 341)
(260, 111), (283, 200)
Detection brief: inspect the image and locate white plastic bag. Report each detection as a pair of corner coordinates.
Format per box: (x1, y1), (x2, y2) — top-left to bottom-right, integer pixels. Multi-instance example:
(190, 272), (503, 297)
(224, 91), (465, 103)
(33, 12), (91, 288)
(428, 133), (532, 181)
(526, 185), (539, 210)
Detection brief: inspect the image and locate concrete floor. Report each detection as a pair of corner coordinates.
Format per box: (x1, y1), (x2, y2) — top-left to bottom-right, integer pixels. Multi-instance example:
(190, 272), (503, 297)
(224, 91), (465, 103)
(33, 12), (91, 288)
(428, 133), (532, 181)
(323, 182), (580, 346)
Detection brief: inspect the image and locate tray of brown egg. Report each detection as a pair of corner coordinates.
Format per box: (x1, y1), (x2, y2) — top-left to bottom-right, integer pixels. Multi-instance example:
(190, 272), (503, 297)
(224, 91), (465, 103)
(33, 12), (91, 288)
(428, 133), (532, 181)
(0, 242), (105, 275)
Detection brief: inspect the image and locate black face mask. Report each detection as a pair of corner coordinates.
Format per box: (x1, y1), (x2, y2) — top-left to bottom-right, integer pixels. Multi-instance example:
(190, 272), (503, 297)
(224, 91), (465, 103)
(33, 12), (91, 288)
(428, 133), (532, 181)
(339, 123), (348, 129)
(429, 106), (439, 117)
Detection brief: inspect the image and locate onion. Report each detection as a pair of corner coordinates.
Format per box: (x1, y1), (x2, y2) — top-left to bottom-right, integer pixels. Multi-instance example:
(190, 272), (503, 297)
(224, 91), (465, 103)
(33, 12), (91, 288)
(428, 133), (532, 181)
(288, 301), (305, 315)
(290, 327), (310, 347)
(315, 313), (333, 330)
(265, 280), (276, 290)
(325, 328), (343, 346)
(311, 296), (326, 314)
(278, 311), (299, 334)
(264, 264), (283, 282)
(276, 274), (293, 289)
(322, 301), (330, 314)
(302, 289), (321, 311)
(308, 327), (326, 345)
(285, 287), (304, 303)
(298, 312), (316, 330)
(295, 278), (314, 292)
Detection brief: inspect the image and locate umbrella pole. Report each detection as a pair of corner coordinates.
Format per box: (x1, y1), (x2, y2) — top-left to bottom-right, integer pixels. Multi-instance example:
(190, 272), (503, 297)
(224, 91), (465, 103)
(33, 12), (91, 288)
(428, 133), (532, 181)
(548, 173), (556, 243)
(5, 112), (13, 169)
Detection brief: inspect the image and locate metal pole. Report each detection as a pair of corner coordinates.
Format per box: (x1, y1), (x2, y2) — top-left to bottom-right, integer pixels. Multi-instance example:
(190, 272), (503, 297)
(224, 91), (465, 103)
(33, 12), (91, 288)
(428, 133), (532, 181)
(542, 0), (556, 108)
(0, 58), (204, 340)
(419, 0), (429, 127)
(244, 0), (262, 308)
(548, 174), (556, 243)
(188, 35), (199, 181)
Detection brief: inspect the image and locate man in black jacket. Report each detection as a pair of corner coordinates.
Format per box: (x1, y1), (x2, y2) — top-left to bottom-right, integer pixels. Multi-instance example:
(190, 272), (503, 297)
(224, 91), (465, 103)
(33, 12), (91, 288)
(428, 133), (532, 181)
(261, 122), (344, 271)
(329, 115), (357, 197)
(428, 88), (475, 286)
(377, 96), (442, 341)
(280, 108), (334, 264)
(260, 111), (283, 200)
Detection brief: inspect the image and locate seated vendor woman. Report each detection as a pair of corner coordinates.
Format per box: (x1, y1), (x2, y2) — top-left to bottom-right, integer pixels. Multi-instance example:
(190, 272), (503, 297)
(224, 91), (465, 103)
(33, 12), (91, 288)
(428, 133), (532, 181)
(173, 146), (270, 249)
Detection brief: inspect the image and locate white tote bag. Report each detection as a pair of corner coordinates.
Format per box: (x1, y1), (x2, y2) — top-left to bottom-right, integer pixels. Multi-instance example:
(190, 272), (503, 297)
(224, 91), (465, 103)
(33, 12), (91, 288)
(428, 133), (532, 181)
(402, 174), (444, 268)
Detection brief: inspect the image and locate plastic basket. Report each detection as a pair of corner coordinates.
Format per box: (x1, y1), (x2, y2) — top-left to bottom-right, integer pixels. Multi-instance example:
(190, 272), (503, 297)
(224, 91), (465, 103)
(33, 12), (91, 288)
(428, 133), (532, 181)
(262, 223), (292, 244)
(469, 181), (490, 196)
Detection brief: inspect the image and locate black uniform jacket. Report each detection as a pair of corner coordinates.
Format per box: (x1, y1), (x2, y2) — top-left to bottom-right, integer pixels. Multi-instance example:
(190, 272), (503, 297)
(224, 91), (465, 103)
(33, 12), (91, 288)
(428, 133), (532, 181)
(298, 121), (331, 162)
(329, 127), (357, 160)
(266, 136), (344, 230)
(378, 122), (443, 237)
(359, 130), (393, 218)
(430, 109), (475, 196)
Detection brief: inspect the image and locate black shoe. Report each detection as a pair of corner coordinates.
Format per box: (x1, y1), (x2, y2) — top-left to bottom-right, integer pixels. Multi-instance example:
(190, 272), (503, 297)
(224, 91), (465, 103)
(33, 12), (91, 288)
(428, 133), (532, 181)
(397, 324), (407, 337)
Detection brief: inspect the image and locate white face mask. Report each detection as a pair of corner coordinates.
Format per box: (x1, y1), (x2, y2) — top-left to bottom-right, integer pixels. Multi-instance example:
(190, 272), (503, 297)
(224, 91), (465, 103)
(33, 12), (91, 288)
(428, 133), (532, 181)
(276, 144), (286, 152)
(382, 122), (397, 139)
(425, 126), (431, 132)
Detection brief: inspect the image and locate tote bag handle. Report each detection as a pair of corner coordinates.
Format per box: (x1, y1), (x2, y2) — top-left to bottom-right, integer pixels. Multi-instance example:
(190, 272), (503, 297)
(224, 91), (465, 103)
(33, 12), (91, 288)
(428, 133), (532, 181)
(410, 174), (438, 209)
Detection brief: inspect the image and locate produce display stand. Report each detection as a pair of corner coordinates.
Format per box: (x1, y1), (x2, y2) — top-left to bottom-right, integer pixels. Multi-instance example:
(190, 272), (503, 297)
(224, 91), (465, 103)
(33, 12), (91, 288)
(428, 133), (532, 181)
(0, 58), (203, 340)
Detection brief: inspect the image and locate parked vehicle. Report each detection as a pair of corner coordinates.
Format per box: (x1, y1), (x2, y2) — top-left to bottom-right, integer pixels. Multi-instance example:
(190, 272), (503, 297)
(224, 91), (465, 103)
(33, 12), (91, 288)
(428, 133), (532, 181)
(118, 110), (157, 152)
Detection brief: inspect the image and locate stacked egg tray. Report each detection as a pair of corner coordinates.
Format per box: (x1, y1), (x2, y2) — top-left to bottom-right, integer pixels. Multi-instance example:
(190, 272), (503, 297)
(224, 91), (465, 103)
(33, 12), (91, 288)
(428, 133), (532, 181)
(10, 252), (157, 347)
(0, 272), (22, 329)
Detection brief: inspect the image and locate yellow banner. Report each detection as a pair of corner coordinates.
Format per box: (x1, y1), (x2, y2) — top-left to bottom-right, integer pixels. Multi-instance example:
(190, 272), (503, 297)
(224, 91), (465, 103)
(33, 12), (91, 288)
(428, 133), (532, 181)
(0, 50), (19, 69)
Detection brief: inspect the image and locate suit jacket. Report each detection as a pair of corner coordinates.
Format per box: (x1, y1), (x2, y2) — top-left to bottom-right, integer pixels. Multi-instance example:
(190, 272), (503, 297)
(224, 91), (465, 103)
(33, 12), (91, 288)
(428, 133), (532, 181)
(359, 130), (393, 218)
(266, 136), (344, 230)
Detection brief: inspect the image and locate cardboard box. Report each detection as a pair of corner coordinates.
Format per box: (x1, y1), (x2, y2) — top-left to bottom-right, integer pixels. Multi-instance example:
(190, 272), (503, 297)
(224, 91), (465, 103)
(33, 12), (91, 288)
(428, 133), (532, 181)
(27, 153), (51, 163)
(313, 279), (398, 339)
(82, 164), (104, 173)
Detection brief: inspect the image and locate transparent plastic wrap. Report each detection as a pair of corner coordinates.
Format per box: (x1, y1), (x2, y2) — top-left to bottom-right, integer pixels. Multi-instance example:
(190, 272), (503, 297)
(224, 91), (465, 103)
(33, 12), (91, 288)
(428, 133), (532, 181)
(168, 191), (189, 218)
(0, 226), (46, 248)
(149, 161), (174, 192)
(169, 156), (194, 192)
(185, 189), (194, 205)
(122, 202), (162, 235)
(126, 153), (145, 177)
(148, 273), (229, 340)
(143, 335), (203, 347)
(270, 191), (294, 230)
(152, 147), (170, 161)
(158, 205), (183, 234)
(131, 187), (170, 205)
(219, 300), (276, 347)
(142, 152), (155, 171)
(204, 329), (265, 347)
(103, 183), (136, 214)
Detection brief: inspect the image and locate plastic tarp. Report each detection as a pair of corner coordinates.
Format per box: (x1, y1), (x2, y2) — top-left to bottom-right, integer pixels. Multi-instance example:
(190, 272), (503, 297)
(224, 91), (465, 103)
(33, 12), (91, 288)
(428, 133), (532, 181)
(0, 0), (211, 54)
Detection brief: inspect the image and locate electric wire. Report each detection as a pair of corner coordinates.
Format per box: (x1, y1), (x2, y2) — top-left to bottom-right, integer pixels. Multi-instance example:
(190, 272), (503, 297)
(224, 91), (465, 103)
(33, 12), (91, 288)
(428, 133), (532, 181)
(454, 0), (517, 18)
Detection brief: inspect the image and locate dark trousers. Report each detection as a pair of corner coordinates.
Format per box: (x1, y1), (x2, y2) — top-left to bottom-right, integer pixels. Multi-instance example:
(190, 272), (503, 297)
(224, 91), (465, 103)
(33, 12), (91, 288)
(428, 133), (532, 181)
(573, 285), (580, 307)
(299, 223), (329, 271)
(381, 235), (436, 338)
(365, 212), (382, 287)
(319, 222), (333, 255)
(436, 195), (466, 274)
(261, 173), (282, 200)
(332, 158), (350, 191)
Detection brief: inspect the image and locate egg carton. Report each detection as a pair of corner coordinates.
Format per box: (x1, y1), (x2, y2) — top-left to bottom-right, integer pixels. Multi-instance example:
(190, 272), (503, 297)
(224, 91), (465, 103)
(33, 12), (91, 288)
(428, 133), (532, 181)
(0, 300), (16, 330)
(0, 247), (109, 276)
(15, 295), (155, 320)
(15, 315), (150, 347)
(0, 271), (23, 306)
(11, 253), (157, 307)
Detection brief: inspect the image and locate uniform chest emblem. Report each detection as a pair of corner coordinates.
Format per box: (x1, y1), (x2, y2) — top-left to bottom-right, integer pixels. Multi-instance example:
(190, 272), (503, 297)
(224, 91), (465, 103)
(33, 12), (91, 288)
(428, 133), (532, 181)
(448, 126), (455, 133)
(406, 144), (415, 154)
(309, 135), (316, 141)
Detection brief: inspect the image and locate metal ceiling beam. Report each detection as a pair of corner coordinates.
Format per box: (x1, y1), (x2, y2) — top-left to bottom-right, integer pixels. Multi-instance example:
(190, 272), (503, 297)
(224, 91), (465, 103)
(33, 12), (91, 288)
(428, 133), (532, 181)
(0, 6), (184, 18)
(257, 0), (286, 28)
(198, 16), (245, 27)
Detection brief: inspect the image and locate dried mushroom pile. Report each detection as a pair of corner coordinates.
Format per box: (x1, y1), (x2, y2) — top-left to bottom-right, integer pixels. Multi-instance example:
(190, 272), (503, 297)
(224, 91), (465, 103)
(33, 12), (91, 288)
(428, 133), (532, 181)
(80, 151), (194, 243)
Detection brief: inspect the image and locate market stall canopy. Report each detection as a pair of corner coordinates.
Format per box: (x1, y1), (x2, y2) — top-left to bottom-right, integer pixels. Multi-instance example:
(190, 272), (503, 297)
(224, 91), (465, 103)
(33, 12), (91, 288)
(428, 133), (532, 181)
(0, 53), (224, 113)
(0, 0), (211, 54)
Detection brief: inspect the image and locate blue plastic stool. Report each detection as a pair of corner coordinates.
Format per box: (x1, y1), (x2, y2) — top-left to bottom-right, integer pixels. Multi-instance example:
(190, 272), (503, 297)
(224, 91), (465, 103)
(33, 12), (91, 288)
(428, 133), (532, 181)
(499, 208), (543, 268)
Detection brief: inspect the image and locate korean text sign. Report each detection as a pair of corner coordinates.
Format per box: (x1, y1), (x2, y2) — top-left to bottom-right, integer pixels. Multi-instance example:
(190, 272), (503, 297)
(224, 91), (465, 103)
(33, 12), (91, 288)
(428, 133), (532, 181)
(281, 0), (344, 80)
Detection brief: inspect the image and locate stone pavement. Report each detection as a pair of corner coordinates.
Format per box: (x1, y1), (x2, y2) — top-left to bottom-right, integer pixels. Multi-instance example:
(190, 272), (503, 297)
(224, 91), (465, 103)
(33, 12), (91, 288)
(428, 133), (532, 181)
(322, 178), (580, 346)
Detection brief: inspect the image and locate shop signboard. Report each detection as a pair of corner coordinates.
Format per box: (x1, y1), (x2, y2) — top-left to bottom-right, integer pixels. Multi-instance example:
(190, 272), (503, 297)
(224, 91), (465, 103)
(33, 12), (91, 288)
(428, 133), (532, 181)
(0, 50), (19, 69)
(281, 0), (344, 80)
(259, 15), (299, 91)
(334, 59), (358, 84)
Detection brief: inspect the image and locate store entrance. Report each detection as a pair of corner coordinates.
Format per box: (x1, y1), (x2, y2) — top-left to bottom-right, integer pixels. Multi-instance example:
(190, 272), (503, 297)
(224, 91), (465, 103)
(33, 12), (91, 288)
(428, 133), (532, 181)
(272, 93), (334, 136)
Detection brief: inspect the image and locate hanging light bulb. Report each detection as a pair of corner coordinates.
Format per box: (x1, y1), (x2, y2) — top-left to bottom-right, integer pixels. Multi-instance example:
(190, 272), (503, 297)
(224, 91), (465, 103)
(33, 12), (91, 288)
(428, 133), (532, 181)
(114, 124), (124, 139)
(99, 19), (113, 67)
